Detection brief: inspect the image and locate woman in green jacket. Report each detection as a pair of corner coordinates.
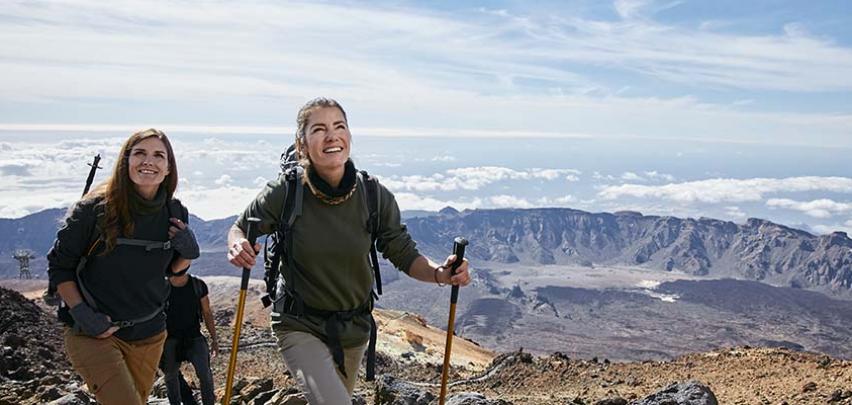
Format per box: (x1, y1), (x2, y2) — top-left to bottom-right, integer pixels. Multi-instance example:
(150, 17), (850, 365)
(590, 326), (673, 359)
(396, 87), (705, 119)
(227, 98), (470, 404)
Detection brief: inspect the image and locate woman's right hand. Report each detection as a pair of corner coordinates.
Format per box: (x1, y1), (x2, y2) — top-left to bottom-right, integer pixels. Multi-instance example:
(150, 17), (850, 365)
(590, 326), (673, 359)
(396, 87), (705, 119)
(227, 238), (261, 269)
(69, 302), (119, 338)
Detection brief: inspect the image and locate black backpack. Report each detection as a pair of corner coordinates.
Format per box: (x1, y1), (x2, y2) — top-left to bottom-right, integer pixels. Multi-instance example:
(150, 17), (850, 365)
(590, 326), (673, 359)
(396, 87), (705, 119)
(259, 144), (383, 381)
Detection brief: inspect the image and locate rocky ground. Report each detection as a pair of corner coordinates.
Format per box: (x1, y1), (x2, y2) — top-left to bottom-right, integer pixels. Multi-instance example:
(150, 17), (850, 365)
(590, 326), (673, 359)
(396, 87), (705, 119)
(2, 279), (852, 404)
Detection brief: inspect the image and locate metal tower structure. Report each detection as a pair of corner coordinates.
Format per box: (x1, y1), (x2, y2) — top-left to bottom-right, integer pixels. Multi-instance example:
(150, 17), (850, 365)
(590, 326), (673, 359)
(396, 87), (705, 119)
(13, 249), (35, 279)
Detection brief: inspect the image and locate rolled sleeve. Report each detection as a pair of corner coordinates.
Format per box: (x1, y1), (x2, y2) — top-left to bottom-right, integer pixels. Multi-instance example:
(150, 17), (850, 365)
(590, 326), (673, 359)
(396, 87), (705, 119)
(374, 183), (421, 274)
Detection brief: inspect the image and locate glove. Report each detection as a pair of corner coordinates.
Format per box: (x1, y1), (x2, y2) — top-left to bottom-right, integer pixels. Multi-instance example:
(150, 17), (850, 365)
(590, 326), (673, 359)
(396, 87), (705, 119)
(171, 226), (200, 259)
(69, 303), (113, 337)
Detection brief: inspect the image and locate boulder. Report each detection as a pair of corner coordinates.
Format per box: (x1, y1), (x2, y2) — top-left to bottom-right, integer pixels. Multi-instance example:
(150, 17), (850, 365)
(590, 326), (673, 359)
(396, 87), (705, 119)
(375, 375), (435, 405)
(632, 381), (717, 405)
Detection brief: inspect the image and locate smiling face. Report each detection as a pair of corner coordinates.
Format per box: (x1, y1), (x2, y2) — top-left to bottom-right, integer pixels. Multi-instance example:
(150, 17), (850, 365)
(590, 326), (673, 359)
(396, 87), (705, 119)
(303, 106), (351, 176)
(127, 136), (170, 199)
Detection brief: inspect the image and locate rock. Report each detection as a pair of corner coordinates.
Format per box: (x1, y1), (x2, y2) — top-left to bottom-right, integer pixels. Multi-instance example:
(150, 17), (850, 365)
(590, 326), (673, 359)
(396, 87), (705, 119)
(801, 382), (817, 393)
(375, 375), (435, 405)
(46, 390), (95, 405)
(39, 386), (64, 402)
(150, 376), (167, 397)
(263, 388), (306, 405)
(233, 378), (250, 394)
(252, 389), (277, 405)
(632, 381), (718, 405)
(829, 389), (843, 402)
(596, 398), (627, 405)
(241, 377), (274, 399)
(446, 392), (512, 404)
(2, 334), (25, 347)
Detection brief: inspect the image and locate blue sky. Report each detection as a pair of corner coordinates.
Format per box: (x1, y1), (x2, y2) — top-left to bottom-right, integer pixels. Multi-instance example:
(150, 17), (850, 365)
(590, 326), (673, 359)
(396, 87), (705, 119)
(0, 0), (850, 235)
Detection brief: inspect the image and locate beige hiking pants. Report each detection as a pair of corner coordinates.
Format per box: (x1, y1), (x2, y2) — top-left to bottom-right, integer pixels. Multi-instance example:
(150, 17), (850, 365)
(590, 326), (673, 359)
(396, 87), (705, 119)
(274, 330), (367, 405)
(64, 328), (167, 405)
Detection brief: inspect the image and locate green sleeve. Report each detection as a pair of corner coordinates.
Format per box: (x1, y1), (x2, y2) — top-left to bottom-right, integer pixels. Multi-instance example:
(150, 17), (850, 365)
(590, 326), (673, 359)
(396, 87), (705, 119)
(374, 182), (421, 274)
(234, 175), (288, 238)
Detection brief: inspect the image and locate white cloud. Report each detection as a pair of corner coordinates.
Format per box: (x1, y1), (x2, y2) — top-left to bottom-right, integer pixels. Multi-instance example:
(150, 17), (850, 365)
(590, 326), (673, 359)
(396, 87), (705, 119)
(488, 195), (535, 209)
(766, 198), (852, 219)
(593, 172), (616, 181)
(393, 192), (579, 212)
(613, 0), (652, 19)
(394, 193), (482, 212)
(643, 171), (675, 182)
(214, 175), (232, 186)
(811, 223), (852, 236)
(0, 1), (850, 148)
(599, 177), (852, 203)
(175, 186), (260, 221)
(381, 166), (582, 193)
(253, 176), (268, 187)
(724, 206), (747, 219)
(621, 172), (644, 181)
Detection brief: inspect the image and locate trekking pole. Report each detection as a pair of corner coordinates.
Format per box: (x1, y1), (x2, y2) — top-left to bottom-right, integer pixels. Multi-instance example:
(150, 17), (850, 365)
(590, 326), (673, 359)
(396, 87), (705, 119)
(438, 237), (469, 405)
(45, 153), (104, 306)
(223, 217), (261, 405)
(82, 154), (102, 197)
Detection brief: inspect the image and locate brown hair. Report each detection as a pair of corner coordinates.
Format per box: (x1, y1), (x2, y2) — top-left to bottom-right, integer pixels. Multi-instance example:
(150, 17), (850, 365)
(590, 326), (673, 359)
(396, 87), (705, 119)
(294, 97), (348, 168)
(85, 128), (178, 253)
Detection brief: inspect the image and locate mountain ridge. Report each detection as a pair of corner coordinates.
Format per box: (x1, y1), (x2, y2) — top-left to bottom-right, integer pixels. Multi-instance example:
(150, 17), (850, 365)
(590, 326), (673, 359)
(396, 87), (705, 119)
(2, 206), (851, 296)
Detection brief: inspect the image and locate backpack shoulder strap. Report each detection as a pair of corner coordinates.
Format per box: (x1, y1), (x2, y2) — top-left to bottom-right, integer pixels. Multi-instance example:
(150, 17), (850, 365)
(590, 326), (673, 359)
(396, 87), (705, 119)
(75, 203), (107, 310)
(191, 275), (204, 322)
(279, 166), (304, 296)
(167, 198), (188, 222)
(358, 170), (382, 296)
(190, 275), (204, 299)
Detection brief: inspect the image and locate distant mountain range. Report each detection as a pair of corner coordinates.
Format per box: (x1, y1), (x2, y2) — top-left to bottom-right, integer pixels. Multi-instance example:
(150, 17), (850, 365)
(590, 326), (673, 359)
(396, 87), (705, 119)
(404, 207), (852, 296)
(2, 206), (851, 296)
(5, 205), (852, 360)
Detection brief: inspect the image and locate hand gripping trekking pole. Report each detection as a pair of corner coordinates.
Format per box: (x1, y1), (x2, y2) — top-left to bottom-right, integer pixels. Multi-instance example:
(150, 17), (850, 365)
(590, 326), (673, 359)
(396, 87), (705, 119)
(439, 237), (468, 405)
(223, 218), (260, 404)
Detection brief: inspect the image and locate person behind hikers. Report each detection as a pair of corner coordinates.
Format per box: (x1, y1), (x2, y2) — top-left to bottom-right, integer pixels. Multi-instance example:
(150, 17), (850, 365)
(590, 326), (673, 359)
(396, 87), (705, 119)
(227, 97), (471, 404)
(47, 129), (200, 405)
(161, 272), (218, 405)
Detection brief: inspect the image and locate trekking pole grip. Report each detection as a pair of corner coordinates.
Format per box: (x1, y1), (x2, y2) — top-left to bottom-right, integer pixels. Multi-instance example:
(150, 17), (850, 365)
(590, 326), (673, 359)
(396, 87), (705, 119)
(449, 237), (468, 304)
(241, 217), (261, 290)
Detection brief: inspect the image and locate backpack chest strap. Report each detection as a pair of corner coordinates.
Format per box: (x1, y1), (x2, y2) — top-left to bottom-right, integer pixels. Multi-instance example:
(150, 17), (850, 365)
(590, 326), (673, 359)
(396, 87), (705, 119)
(116, 237), (172, 251)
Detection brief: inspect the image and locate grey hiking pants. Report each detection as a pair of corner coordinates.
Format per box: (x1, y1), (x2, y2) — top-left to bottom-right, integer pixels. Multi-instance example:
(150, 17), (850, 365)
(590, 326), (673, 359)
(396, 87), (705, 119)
(274, 330), (367, 405)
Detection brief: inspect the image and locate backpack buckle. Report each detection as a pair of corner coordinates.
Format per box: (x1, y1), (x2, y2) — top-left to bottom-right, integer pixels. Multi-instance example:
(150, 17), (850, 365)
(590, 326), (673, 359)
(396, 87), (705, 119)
(113, 320), (134, 329)
(163, 240), (171, 250)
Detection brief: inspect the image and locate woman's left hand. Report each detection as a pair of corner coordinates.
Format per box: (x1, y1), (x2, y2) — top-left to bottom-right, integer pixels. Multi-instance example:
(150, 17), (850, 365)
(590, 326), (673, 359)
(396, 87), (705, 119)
(169, 218), (200, 259)
(168, 217), (187, 238)
(438, 254), (471, 286)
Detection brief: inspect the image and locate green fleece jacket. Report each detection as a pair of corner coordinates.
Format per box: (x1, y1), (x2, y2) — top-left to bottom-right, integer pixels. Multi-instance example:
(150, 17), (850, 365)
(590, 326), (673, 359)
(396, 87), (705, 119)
(235, 170), (420, 347)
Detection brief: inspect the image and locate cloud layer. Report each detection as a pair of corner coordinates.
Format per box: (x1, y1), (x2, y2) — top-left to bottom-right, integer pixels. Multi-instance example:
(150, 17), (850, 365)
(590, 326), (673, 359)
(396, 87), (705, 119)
(1, 1), (851, 146)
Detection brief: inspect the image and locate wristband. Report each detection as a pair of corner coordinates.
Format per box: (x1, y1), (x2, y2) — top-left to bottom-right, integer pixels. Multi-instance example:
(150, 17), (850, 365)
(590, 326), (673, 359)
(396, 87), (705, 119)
(434, 265), (447, 287)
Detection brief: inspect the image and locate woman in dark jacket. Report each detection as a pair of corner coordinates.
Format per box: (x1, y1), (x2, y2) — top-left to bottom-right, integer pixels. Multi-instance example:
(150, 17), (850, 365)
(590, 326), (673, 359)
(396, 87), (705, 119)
(48, 128), (200, 405)
(227, 98), (471, 404)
